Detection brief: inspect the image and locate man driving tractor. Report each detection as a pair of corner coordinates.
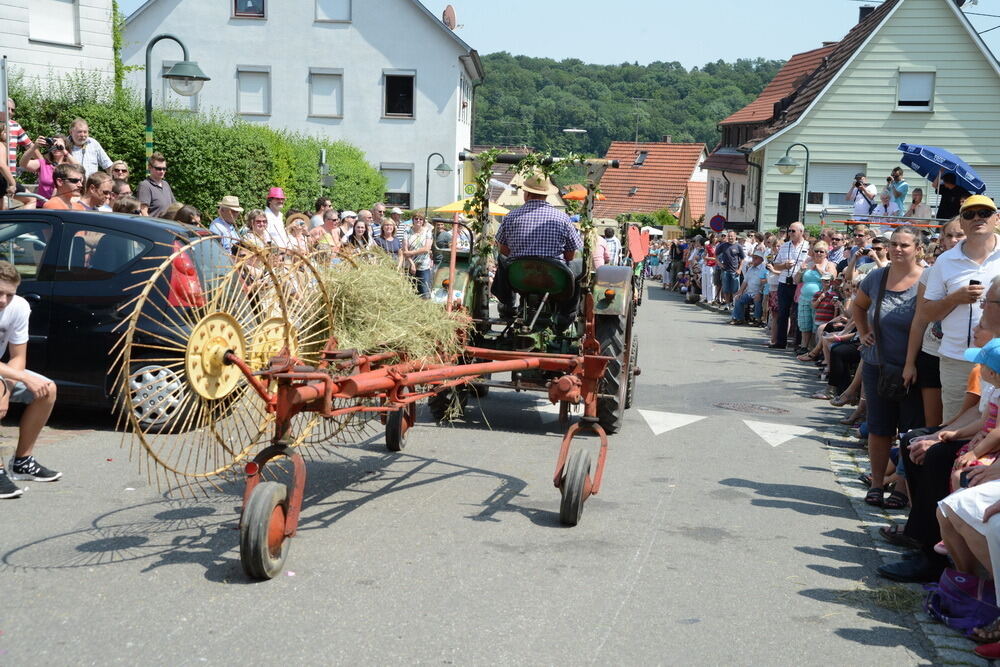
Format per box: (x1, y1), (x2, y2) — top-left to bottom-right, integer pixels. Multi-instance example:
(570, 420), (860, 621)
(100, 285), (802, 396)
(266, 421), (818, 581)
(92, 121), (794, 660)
(491, 169), (582, 324)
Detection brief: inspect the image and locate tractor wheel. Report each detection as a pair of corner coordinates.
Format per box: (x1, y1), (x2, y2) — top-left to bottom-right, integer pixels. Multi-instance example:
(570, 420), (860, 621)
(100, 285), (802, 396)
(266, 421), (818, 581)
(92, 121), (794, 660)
(625, 334), (638, 410)
(428, 388), (468, 422)
(595, 315), (627, 435)
(240, 481), (289, 580)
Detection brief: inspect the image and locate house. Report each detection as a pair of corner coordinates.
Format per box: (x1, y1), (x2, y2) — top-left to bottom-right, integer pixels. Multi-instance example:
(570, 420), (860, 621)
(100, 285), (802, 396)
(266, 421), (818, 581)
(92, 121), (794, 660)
(679, 180), (706, 228)
(0, 0), (115, 88)
(592, 140), (707, 222)
(122, 0), (483, 211)
(703, 44), (837, 230)
(734, 0), (1000, 228)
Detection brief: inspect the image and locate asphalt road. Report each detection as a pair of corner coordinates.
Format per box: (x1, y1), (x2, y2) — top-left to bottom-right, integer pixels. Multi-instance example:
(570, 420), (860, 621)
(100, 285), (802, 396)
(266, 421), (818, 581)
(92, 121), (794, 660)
(0, 284), (937, 665)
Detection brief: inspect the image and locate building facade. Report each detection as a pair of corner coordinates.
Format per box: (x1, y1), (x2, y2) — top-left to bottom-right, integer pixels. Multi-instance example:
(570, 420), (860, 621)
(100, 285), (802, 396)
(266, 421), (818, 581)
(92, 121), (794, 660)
(122, 0), (483, 211)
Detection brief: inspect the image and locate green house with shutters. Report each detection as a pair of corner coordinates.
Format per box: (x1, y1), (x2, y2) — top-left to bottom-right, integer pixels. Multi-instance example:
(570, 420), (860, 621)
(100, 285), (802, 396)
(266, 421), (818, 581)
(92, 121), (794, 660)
(742, 0), (1000, 228)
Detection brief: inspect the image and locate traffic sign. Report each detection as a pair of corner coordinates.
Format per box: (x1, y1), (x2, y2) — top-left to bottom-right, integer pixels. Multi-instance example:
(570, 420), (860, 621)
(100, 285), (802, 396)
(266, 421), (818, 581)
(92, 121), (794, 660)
(709, 215), (726, 232)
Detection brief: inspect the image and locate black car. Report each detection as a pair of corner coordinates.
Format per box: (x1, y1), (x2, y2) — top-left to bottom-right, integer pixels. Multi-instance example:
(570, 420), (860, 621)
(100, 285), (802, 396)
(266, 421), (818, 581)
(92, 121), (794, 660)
(0, 210), (232, 421)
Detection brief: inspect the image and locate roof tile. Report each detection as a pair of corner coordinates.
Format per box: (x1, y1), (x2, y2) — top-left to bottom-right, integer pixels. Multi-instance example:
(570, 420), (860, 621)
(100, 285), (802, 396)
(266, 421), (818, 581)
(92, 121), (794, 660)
(593, 141), (706, 218)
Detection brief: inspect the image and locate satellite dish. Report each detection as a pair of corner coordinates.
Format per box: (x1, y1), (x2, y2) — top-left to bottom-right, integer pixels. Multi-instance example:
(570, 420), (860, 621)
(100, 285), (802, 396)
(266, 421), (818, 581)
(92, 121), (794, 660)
(442, 4), (457, 30)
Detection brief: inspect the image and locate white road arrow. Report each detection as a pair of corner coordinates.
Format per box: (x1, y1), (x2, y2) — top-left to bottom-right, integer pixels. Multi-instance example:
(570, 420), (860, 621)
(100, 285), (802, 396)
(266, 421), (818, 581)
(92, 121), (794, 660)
(743, 420), (813, 447)
(639, 410), (706, 435)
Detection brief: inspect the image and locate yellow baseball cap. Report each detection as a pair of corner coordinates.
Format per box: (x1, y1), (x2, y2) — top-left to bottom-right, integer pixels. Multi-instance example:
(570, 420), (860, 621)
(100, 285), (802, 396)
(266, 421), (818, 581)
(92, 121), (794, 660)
(960, 194), (997, 213)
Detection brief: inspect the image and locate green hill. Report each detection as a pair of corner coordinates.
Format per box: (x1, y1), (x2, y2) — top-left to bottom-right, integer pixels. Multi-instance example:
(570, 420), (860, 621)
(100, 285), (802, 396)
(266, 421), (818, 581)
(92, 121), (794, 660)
(474, 53), (784, 155)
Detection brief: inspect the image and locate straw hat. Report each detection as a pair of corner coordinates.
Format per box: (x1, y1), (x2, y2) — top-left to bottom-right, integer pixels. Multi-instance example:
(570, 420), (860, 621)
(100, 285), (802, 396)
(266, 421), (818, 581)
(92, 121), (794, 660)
(217, 195), (244, 212)
(520, 169), (557, 196)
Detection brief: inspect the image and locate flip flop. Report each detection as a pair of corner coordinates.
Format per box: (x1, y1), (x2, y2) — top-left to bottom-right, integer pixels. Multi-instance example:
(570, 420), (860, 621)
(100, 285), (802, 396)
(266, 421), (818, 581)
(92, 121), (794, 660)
(879, 524), (920, 549)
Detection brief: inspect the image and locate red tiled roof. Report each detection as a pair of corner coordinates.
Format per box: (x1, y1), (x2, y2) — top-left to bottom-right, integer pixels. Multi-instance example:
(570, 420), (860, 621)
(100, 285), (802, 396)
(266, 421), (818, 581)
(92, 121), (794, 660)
(593, 141), (706, 218)
(749, 0), (899, 147)
(721, 45), (837, 126)
(702, 151), (748, 174)
(686, 181), (706, 220)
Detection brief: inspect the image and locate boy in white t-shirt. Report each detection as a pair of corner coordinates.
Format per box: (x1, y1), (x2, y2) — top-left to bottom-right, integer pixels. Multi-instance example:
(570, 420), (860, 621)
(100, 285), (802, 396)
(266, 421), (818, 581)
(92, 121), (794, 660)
(0, 261), (60, 498)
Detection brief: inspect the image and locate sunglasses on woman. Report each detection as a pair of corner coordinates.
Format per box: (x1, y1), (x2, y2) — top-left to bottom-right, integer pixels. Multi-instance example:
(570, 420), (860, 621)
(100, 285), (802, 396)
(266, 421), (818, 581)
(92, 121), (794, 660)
(962, 208), (995, 220)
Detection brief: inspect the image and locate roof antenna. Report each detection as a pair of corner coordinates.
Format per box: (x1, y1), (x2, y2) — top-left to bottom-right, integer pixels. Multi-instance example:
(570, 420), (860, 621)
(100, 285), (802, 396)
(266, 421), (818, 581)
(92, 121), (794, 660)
(630, 97), (652, 147)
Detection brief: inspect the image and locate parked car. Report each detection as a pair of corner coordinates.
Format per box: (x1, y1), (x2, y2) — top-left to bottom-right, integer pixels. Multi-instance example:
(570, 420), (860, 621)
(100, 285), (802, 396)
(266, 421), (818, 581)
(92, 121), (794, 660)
(0, 210), (233, 424)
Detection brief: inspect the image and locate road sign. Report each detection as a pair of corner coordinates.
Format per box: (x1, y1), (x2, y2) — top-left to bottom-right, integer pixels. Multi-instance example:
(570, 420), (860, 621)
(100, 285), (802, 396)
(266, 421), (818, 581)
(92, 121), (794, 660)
(464, 183), (476, 195)
(709, 215), (726, 232)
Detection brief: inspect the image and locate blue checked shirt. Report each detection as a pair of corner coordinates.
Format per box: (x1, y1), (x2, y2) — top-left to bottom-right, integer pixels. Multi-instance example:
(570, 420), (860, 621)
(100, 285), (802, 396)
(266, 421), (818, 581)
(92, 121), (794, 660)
(496, 200), (582, 258)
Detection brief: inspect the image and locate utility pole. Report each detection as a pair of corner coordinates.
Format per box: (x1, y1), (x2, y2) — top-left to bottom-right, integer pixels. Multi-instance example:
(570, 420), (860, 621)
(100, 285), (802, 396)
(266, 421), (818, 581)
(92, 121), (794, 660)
(631, 97), (652, 146)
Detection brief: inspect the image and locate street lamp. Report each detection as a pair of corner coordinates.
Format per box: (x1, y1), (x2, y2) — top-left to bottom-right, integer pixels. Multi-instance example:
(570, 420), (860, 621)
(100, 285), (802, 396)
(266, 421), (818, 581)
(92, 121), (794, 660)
(144, 34), (210, 158)
(774, 142), (810, 223)
(424, 152), (453, 217)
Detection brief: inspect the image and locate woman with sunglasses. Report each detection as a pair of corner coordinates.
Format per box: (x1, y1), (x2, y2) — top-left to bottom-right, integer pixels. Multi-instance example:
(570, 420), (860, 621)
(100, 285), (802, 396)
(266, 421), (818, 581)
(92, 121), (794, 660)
(19, 135), (77, 200)
(241, 209), (272, 249)
(109, 160), (130, 183)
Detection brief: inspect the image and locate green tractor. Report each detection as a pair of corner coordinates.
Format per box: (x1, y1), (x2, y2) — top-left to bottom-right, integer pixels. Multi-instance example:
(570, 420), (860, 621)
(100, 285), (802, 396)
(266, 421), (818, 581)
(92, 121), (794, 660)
(428, 153), (639, 434)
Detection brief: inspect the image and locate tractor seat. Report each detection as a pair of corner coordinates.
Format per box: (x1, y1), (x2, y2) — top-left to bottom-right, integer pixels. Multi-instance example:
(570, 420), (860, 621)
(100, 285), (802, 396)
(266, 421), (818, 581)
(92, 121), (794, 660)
(506, 256), (576, 301)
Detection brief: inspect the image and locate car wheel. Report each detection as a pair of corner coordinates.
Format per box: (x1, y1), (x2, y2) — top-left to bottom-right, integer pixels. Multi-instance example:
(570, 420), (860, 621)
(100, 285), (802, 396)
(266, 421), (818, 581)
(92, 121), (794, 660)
(128, 364), (188, 432)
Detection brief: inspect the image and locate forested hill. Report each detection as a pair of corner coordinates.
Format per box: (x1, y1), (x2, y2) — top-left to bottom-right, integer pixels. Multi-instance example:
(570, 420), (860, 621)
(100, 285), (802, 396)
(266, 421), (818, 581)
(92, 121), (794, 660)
(474, 53), (785, 156)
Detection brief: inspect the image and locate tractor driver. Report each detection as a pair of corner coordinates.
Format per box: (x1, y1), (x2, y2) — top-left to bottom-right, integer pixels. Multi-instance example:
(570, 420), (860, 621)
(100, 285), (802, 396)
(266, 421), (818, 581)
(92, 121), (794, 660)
(492, 169), (583, 323)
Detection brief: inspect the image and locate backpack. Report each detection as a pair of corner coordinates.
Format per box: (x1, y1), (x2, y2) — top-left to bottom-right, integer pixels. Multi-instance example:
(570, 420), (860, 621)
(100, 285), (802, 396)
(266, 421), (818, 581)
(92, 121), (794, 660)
(925, 568), (1000, 636)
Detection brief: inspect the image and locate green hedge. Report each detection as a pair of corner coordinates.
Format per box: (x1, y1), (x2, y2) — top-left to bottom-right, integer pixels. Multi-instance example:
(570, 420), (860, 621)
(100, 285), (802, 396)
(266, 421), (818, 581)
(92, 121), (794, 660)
(8, 73), (385, 217)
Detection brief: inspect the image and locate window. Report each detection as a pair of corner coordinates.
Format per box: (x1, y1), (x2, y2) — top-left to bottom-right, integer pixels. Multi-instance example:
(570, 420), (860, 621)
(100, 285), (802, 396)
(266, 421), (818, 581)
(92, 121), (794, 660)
(55, 225), (150, 281)
(162, 62), (198, 112)
(382, 165), (413, 209)
(233, 0), (265, 18)
(458, 75), (472, 124)
(897, 71), (935, 111)
(237, 67), (271, 116)
(316, 0), (351, 21)
(633, 151), (648, 166)
(739, 184), (746, 208)
(29, 0), (79, 46)
(309, 69), (344, 118)
(384, 72), (415, 118)
(0, 222), (52, 281)
(628, 186), (639, 196)
(806, 162), (865, 209)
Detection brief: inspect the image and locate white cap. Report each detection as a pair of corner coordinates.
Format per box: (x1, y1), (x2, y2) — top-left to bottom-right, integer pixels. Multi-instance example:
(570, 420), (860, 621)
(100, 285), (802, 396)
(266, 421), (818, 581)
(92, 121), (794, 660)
(390, 207), (403, 215)
(341, 210), (357, 219)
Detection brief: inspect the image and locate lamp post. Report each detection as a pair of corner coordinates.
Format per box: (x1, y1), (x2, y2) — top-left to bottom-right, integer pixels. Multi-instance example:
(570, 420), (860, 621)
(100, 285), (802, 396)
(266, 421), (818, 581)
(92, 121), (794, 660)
(144, 34), (210, 158)
(774, 142), (810, 223)
(424, 152), (453, 217)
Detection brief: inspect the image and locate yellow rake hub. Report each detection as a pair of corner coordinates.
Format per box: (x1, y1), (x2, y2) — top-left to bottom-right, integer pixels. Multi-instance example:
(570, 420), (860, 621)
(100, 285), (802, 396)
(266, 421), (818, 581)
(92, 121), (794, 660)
(185, 312), (246, 399)
(248, 317), (297, 370)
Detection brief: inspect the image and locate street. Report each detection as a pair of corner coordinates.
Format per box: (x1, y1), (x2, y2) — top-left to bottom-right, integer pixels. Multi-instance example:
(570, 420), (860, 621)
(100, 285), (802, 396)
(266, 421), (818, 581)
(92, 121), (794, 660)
(0, 285), (945, 665)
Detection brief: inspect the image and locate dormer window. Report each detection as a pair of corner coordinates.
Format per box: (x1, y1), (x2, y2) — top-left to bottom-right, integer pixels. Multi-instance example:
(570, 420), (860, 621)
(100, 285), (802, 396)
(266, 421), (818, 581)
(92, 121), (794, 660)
(633, 151), (648, 166)
(629, 186), (639, 196)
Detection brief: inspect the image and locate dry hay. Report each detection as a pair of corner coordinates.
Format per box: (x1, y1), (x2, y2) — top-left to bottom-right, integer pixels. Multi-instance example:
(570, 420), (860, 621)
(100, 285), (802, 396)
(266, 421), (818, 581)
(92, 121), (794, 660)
(318, 252), (470, 362)
(836, 583), (924, 613)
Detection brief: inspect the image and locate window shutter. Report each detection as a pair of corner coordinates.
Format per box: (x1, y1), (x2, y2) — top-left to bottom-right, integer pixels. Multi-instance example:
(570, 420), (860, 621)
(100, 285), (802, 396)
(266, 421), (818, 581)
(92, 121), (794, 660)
(238, 70), (269, 114)
(29, 0), (77, 44)
(808, 163), (865, 194)
(310, 73), (343, 116)
(898, 72), (934, 106)
(383, 169), (412, 193)
(316, 0), (351, 21)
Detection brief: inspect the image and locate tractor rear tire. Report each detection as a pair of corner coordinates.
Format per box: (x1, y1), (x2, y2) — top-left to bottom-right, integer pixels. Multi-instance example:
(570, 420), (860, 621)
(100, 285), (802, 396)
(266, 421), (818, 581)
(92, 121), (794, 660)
(595, 315), (627, 435)
(625, 334), (638, 410)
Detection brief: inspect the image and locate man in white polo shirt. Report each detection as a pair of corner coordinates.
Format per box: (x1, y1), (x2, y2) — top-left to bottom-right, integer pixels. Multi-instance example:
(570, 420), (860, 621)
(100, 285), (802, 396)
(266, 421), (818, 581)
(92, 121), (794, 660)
(0, 261), (60, 498)
(768, 222), (811, 349)
(921, 194), (1000, 418)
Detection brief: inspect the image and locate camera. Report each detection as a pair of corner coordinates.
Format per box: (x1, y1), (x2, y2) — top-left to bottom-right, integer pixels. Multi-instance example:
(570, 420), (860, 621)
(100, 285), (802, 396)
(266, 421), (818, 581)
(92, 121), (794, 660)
(854, 179), (863, 188)
(784, 276), (794, 285)
(40, 137), (59, 154)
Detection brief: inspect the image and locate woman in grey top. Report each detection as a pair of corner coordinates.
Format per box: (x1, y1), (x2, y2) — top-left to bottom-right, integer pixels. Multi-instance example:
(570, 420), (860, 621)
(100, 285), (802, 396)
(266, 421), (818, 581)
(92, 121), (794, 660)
(853, 226), (925, 507)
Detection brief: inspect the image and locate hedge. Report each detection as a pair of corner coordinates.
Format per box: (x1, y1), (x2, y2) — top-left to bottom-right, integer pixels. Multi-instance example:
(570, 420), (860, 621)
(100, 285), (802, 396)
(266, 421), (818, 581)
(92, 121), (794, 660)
(8, 72), (386, 216)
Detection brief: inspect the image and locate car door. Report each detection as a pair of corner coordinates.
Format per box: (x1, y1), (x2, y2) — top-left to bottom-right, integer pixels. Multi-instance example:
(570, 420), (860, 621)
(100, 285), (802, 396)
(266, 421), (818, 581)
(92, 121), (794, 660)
(0, 215), (59, 377)
(46, 221), (153, 405)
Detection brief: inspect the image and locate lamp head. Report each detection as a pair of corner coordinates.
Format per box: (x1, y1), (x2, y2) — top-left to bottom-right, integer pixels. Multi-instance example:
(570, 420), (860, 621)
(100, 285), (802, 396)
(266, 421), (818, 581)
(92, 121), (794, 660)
(775, 155), (799, 175)
(434, 162), (453, 177)
(164, 60), (210, 97)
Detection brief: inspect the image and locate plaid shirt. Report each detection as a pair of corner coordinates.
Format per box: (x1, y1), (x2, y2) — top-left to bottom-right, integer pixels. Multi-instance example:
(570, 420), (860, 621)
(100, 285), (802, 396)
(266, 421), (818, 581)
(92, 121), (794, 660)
(496, 200), (582, 258)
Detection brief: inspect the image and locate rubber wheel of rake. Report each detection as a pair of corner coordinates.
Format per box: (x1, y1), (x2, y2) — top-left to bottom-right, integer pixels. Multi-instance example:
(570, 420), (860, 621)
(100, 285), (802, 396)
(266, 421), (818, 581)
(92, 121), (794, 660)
(559, 449), (592, 527)
(385, 408), (408, 452)
(428, 388), (467, 422)
(595, 314), (627, 435)
(240, 481), (289, 580)
(625, 334), (638, 410)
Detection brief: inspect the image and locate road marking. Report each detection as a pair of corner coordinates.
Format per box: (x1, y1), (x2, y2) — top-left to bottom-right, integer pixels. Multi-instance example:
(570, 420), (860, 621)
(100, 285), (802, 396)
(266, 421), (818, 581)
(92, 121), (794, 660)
(743, 420), (813, 447)
(638, 410), (706, 435)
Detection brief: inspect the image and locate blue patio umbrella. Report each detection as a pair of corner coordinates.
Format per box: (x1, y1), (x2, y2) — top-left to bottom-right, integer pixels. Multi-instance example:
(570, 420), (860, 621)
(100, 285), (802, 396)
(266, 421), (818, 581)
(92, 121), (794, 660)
(897, 143), (986, 194)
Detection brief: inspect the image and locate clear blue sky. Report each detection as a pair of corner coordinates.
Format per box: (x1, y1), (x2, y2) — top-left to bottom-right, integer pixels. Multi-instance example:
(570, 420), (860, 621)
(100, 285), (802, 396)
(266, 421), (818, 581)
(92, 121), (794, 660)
(118, 0), (1000, 69)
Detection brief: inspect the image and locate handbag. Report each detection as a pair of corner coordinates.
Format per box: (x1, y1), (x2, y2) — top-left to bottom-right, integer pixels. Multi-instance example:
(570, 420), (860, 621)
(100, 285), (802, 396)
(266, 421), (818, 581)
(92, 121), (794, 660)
(873, 267), (909, 401)
(925, 568), (1000, 636)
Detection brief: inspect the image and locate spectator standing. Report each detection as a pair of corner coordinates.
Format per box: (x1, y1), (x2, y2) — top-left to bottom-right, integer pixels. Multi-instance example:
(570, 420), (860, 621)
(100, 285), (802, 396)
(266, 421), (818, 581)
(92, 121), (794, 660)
(41, 163), (86, 210)
(311, 197), (331, 229)
(370, 202), (386, 237)
(0, 261), (60, 498)
(402, 214), (434, 298)
(374, 218), (403, 267)
(174, 205), (202, 225)
(18, 135), (77, 201)
(887, 167), (909, 214)
(309, 209), (340, 248)
(716, 230), (745, 308)
(4, 98), (32, 173)
(701, 235), (717, 305)
(80, 172), (113, 211)
(847, 172), (878, 221)
(338, 211), (357, 244)
(934, 169), (971, 220)
(110, 179), (132, 202)
(112, 195), (142, 215)
(67, 118), (112, 178)
(769, 222), (811, 349)
(241, 209), (272, 249)
(109, 160), (130, 183)
(136, 153), (176, 217)
(905, 187), (932, 221)
(604, 228), (622, 265)
(262, 187), (291, 249)
(922, 196), (1000, 418)
(358, 209), (377, 238)
(209, 196), (245, 252)
(854, 226), (924, 507)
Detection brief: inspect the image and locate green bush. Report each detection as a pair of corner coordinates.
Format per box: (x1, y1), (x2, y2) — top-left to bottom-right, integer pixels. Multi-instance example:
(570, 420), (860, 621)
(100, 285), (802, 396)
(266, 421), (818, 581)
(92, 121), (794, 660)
(8, 72), (386, 217)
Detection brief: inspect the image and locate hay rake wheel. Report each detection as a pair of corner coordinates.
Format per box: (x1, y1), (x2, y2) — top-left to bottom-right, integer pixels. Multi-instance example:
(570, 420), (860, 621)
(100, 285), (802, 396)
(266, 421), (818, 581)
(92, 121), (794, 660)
(115, 240), (307, 486)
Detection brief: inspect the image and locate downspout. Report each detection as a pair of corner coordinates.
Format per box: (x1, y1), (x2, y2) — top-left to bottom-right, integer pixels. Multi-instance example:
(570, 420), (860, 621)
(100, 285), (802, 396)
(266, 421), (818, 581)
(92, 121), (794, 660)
(721, 171), (731, 223)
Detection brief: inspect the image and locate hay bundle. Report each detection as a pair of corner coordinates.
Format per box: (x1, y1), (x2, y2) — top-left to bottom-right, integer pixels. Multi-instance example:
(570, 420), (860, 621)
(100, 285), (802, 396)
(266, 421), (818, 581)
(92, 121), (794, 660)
(318, 252), (469, 362)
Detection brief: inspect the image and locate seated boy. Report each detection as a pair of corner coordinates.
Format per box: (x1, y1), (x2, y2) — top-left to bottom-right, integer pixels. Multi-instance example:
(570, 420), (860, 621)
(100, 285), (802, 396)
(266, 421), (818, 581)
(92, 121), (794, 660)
(0, 260), (60, 498)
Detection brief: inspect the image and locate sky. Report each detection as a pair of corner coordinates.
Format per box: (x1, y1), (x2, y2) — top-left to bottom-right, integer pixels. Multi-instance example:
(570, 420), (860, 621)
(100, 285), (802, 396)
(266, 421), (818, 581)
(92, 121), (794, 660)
(118, 0), (1000, 69)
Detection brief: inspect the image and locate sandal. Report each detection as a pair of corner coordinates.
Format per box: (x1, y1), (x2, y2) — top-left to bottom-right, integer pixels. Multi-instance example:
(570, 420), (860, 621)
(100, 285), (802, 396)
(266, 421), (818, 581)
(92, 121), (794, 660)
(797, 352), (819, 362)
(972, 616), (1000, 644)
(831, 391), (859, 407)
(879, 524), (920, 549)
(865, 486), (884, 507)
(811, 389), (834, 399)
(884, 490), (909, 510)
(858, 473), (872, 487)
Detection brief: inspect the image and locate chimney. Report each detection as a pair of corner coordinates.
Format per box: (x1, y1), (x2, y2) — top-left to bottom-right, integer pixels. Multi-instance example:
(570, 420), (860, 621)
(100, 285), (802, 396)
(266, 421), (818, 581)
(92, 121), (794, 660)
(663, 135), (672, 143)
(859, 5), (875, 22)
